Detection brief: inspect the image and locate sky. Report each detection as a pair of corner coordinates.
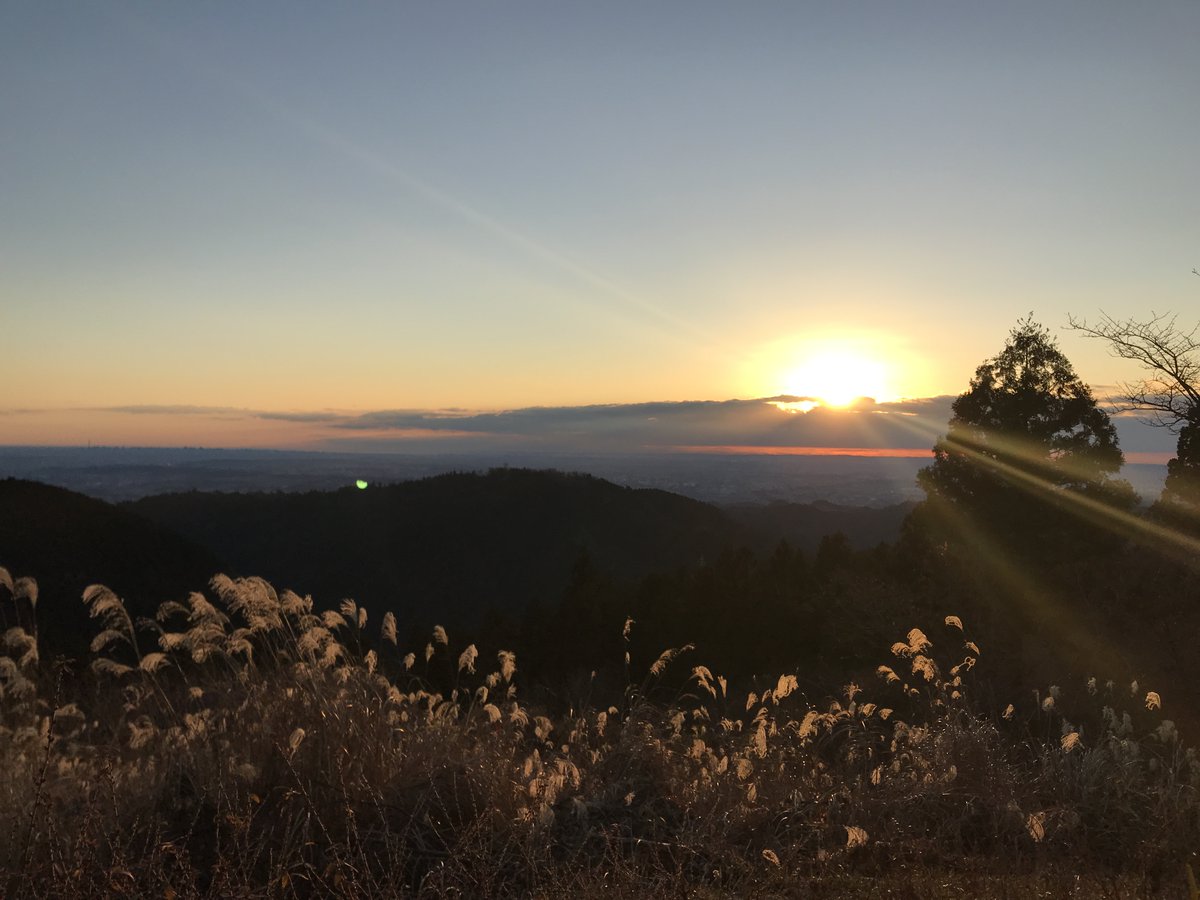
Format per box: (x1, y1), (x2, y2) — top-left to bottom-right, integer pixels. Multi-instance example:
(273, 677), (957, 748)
(2, 2), (1197, 455)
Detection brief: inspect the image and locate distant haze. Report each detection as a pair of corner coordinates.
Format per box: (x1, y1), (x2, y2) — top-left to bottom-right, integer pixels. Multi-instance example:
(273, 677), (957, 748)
(0, 443), (1170, 509)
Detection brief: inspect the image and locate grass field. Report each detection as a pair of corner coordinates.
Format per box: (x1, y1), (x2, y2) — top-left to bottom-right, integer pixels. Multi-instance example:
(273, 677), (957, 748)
(2, 568), (1197, 897)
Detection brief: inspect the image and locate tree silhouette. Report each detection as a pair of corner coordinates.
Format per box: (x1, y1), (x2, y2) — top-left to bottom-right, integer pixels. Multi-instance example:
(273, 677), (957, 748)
(917, 318), (1136, 553)
(1161, 418), (1200, 524)
(1066, 304), (1200, 518)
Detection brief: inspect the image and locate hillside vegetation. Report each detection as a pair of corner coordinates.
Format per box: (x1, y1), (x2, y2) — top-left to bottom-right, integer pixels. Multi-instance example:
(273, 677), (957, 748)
(1, 566), (1197, 898)
(6, 319), (1200, 895)
(0, 479), (220, 656)
(124, 470), (914, 633)
(1, 472), (910, 662)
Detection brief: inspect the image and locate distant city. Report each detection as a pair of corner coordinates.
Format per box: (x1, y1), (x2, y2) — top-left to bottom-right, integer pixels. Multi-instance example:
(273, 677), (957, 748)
(0, 445), (1170, 509)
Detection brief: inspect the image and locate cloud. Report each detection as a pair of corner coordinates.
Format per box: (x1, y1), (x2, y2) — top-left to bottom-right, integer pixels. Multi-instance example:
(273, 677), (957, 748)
(43, 397), (959, 452)
(99, 404), (250, 416)
(865, 395), (957, 416)
(99, 405), (352, 425)
(18, 395), (1176, 457)
(98, 405), (352, 422)
(255, 410), (355, 424)
(314, 396), (960, 453)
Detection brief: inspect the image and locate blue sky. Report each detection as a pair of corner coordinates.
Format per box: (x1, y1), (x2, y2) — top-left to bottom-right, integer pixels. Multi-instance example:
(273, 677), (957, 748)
(2, 2), (1197, 450)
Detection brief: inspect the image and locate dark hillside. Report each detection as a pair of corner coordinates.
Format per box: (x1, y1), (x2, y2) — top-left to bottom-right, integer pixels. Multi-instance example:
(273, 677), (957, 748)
(728, 499), (916, 550)
(125, 468), (749, 630)
(2, 471), (921, 660)
(0, 478), (221, 655)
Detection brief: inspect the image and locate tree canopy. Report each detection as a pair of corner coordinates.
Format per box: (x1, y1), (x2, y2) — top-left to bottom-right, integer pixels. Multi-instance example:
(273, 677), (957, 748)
(918, 319), (1136, 547)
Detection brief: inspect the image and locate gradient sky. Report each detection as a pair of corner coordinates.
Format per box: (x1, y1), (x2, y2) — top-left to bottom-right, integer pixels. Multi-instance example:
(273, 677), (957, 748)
(2, 2), (1197, 450)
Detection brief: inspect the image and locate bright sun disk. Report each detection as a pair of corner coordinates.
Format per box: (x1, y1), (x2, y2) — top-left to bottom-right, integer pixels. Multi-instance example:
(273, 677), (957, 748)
(784, 349), (890, 408)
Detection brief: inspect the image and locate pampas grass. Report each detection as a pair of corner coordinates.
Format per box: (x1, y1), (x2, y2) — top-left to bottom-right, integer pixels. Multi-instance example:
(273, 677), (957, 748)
(1, 567), (1198, 897)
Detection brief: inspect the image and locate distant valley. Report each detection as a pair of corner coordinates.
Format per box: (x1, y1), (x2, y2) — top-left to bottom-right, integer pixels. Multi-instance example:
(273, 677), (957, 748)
(0, 444), (1169, 506)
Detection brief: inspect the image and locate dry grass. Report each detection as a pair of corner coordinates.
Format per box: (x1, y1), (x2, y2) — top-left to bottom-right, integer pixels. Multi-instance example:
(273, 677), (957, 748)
(1, 565), (1198, 898)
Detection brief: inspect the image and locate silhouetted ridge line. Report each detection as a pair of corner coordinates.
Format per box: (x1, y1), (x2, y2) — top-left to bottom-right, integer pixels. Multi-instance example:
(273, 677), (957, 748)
(0, 478), (220, 655)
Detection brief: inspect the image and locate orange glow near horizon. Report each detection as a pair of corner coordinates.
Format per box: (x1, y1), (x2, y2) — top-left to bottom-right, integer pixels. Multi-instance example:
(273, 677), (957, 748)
(0, 407), (1178, 464)
(1125, 451), (1174, 466)
(0, 410), (329, 449)
(671, 445), (931, 458)
(0, 409), (508, 449)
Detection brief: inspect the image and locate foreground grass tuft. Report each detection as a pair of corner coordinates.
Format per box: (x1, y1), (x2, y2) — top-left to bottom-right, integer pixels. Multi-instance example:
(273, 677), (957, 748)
(1, 566), (1197, 897)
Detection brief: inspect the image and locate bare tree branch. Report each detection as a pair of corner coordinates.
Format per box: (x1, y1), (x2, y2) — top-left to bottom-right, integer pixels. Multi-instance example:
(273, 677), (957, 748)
(1066, 310), (1200, 431)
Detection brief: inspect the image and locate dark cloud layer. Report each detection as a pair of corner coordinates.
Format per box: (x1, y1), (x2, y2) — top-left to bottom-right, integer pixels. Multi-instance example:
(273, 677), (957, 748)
(305, 396), (960, 453)
(15, 396), (1172, 458)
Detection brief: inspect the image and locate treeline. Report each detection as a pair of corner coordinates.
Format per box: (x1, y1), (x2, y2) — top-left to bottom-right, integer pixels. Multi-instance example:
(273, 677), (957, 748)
(5, 316), (1200, 729)
(457, 525), (1197, 730)
(472, 318), (1200, 724)
(4, 315), (1200, 895)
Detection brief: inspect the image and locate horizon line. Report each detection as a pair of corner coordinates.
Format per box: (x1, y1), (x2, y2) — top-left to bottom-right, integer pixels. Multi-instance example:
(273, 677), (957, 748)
(0, 443), (1175, 467)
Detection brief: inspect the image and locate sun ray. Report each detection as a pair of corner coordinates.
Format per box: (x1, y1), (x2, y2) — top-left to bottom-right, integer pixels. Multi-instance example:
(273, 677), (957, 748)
(938, 435), (1200, 563)
(913, 439), (1200, 694)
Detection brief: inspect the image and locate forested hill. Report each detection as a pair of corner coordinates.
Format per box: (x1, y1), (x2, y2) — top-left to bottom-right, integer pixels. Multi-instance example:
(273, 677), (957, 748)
(123, 469), (751, 631)
(729, 498), (916, 551)
(0, 478), (220, 654)
(2, 470), (913, 656)
(123, 469), (912, 630)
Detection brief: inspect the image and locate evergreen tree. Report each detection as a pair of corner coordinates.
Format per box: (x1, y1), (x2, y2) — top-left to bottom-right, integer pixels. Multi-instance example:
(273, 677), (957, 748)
(917, 318), (1136, 552)
(1160, 416), (1200, 523)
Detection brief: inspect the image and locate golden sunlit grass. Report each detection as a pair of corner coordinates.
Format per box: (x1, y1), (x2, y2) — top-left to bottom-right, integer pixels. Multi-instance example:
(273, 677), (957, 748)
(2, 566), (1198, 897)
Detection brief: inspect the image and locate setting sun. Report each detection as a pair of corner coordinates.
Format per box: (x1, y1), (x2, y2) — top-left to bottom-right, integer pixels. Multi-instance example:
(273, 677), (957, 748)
(4, 5), (1198, 893)
(784, 348), (891, 407)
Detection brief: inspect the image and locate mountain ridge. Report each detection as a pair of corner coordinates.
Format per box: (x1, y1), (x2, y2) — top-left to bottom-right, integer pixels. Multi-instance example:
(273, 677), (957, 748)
(3, 470), (914, 655)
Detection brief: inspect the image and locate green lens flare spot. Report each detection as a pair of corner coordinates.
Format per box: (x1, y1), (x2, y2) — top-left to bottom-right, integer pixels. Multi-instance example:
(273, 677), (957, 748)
(355, 480), (369, 490)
